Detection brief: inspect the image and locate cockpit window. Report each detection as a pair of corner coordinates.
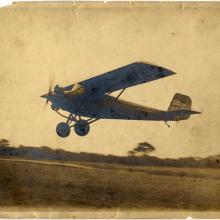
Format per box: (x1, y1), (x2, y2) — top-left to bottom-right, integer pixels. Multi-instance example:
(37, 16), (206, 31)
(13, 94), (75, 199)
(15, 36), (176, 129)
(64, 83), (86, 95)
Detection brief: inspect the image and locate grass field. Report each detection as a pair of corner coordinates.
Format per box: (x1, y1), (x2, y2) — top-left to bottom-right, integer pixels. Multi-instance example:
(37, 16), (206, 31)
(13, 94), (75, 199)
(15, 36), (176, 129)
(0, 157), (220, 211)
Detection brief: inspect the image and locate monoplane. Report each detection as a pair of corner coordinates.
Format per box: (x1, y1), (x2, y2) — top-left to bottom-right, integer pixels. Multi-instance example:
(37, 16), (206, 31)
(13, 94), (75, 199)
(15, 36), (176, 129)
(41, 62), (200, 137)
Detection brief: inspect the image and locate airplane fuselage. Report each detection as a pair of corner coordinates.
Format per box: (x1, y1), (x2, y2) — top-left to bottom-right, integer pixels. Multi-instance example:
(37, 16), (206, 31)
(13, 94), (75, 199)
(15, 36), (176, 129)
(48, 93), (196, 121)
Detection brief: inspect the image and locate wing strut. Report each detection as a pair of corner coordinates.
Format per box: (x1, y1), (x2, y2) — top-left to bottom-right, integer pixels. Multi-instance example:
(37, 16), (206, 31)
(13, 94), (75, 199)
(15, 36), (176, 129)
(115, 88), (126, 100)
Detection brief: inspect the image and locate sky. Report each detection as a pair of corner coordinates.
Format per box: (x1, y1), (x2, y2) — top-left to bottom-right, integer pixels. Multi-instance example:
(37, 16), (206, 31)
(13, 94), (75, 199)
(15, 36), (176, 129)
(0, 2), (219, 158)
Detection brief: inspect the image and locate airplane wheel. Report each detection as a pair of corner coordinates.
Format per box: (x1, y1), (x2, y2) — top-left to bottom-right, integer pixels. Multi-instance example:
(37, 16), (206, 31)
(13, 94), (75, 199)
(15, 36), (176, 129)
(56, 122), (70, 138)
(74, 120), (90, 136)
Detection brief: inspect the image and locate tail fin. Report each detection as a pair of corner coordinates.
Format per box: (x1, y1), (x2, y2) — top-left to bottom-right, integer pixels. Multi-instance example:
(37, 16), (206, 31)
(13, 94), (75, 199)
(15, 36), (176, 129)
(168, 93), (192, 120)
(168, 93), (191, 111)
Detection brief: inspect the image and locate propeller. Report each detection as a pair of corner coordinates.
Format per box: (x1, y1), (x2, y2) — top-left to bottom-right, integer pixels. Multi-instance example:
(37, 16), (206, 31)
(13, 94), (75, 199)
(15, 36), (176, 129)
(41, 76), (66, 110)
(46, 80), (53, 105)
(41, 78), (54, 110)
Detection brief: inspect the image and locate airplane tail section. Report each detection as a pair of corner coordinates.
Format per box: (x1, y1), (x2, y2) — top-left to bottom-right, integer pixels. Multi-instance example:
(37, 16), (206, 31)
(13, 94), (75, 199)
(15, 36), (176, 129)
(168, 93), (192, 120)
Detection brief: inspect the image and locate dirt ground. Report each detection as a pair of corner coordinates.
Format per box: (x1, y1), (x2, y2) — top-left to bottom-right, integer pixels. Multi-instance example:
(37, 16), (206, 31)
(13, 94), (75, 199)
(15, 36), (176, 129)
(0, 158), (220, 211)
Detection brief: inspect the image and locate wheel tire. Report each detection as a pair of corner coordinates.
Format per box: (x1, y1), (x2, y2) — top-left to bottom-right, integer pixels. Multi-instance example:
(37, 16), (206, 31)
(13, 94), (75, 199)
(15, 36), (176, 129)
(56, 122), (70, 138)
(74, 120), (90, 136)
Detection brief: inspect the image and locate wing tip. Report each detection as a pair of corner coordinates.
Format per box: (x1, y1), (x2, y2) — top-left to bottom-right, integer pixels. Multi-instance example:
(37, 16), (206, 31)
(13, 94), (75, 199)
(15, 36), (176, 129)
(132, 61), (177, 76)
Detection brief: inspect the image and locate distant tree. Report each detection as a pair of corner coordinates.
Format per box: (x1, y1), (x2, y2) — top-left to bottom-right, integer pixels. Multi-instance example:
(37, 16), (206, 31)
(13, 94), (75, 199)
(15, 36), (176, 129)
(128, 141), (155, 156)
(0, 139), (10, 147)
(128, 150), (135, 156)
(40, 146), (51, 151)
(18, 145), (25, 148)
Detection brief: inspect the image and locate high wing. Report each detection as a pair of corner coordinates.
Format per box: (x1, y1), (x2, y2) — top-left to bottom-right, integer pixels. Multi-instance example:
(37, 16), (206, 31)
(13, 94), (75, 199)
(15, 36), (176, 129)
(63, 62), (176, 95)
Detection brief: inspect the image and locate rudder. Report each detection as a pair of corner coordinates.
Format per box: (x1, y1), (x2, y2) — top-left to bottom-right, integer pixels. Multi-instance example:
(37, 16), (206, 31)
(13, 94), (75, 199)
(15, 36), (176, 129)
(168, 93), (191, 111)
(166, 93), (201, 121)
(167, 93), (192, 120)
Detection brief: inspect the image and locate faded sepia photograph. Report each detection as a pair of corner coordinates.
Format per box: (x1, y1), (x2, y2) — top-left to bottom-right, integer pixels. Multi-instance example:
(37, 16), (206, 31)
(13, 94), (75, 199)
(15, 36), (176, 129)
(0, 2), (220, 218)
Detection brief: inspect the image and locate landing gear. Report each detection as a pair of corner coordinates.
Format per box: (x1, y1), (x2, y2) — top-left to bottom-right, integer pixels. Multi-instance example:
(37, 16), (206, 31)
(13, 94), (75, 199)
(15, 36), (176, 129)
(56, 122), (70, 138)
(55, 113), (92, 137)
(74, 120), (90, 136)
